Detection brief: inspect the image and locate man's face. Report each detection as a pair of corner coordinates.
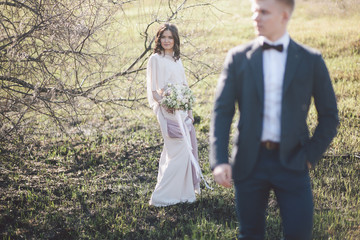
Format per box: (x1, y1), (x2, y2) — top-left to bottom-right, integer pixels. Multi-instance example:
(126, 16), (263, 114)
(251, 0), (289, 41)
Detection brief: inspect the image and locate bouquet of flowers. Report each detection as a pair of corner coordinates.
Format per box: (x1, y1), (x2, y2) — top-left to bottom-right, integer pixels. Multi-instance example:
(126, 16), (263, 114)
(160, 83), (195, 111)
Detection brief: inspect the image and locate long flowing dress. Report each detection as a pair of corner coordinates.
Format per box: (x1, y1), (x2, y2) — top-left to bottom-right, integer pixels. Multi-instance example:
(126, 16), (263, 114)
(147, 53), (201, 207)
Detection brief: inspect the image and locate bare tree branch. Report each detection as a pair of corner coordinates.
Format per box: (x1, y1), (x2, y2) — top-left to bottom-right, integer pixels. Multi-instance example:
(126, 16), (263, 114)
(0, 0), (40, 15)
(0, 0), (219, 149)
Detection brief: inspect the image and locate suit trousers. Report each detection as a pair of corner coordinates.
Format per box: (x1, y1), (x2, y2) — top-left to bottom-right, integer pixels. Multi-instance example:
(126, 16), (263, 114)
(234, 146), (313, 240)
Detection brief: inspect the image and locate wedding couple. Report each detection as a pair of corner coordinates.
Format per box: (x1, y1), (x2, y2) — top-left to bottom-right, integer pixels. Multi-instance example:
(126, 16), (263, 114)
(147, 0), (339, 239)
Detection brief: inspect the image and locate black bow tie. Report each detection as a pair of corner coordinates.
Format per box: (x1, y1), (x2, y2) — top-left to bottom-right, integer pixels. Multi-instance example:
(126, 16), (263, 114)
(262, 42), (283, 52)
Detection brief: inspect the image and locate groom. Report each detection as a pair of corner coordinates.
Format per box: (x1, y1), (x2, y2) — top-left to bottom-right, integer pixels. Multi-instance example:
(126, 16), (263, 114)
(210, 0), (339, 239)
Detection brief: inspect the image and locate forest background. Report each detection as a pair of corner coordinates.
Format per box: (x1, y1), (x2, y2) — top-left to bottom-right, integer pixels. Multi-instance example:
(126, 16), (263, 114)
(1, 0), (359, 239)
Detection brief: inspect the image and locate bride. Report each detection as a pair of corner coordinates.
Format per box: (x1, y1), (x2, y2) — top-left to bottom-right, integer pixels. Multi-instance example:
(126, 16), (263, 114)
(147, 23), (202, 207)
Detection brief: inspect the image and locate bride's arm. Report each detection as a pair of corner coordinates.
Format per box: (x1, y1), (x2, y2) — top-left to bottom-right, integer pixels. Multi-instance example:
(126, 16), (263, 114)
(152, 89), (174, 113)
(152, 90), (163, 103)
(188, 110), (194, 123)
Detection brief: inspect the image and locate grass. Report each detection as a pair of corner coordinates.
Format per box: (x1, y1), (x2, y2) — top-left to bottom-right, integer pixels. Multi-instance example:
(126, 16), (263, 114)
(1, 0), (360, 239)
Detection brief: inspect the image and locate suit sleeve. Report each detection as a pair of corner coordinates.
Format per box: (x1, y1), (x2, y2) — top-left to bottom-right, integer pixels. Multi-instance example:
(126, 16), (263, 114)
(209, 49), (238, 170)
(304, 54), (339, 166)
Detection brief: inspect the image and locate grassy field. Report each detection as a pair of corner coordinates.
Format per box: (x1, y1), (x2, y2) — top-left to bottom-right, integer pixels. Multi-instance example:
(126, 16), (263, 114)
(1, 0), (360, 239)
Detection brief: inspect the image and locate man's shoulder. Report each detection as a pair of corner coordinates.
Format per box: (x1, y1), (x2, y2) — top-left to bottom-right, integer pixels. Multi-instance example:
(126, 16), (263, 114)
(228, 40), (258, 55)
(291, 39), (322, 57)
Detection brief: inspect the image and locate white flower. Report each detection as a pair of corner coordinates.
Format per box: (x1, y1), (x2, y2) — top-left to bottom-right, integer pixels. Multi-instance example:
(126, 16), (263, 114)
(160, 83), (195, 111)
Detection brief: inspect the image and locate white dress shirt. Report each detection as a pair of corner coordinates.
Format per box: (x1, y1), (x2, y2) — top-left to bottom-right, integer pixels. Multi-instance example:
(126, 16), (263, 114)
(259, 32), (290, 142)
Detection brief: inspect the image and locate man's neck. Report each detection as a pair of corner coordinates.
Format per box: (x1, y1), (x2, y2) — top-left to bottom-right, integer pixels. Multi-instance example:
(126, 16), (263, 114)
(265, 29), (288, 42)
(263, 31), (288, 43)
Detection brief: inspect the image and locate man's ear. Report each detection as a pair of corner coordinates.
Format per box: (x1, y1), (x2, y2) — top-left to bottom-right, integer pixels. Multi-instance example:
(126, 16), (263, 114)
(282, 8), (291, 24)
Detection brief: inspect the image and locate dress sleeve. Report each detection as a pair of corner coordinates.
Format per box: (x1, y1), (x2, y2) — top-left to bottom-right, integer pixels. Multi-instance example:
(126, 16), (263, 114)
(178, 58), (188, 86)
(147, 54), (166, 108)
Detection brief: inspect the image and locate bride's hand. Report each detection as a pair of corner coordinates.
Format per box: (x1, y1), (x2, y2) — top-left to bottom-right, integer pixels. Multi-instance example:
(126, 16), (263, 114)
(163, 105), (175, 114)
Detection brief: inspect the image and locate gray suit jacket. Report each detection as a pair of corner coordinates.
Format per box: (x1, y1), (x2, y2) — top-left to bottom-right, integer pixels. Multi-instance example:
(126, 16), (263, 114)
(210, 39), (339, 181)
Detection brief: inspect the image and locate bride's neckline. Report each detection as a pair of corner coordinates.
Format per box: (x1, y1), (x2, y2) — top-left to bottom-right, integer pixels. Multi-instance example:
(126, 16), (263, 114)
(161, 53), (177, 62)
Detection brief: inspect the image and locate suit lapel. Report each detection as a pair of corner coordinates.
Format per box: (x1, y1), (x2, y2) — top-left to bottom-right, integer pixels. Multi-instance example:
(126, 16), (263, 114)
(283, 39), (303, 94)
(247, 42), (264, 104)
(246, 39), (303, 103)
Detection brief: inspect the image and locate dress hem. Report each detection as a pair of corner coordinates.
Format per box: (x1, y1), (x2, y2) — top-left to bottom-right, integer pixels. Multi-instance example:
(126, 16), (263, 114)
(149, 198), (196, 207)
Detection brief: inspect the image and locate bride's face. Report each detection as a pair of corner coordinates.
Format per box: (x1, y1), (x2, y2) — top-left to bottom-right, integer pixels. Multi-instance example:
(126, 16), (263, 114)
(160, 30), (174, 53)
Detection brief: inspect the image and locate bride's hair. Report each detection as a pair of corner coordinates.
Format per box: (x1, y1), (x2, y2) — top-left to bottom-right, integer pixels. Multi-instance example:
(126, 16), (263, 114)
(154, 23), (180, 61)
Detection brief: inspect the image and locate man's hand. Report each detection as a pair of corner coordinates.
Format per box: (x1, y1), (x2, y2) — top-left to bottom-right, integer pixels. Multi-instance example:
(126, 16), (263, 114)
(213, 163), (233, 188)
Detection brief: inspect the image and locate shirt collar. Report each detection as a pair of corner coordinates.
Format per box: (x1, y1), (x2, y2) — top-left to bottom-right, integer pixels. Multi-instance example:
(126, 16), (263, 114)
(258, 32), (290, 51)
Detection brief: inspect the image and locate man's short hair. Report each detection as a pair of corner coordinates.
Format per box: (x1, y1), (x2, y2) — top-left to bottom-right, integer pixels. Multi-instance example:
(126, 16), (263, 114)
(277, 0), (295, 13)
